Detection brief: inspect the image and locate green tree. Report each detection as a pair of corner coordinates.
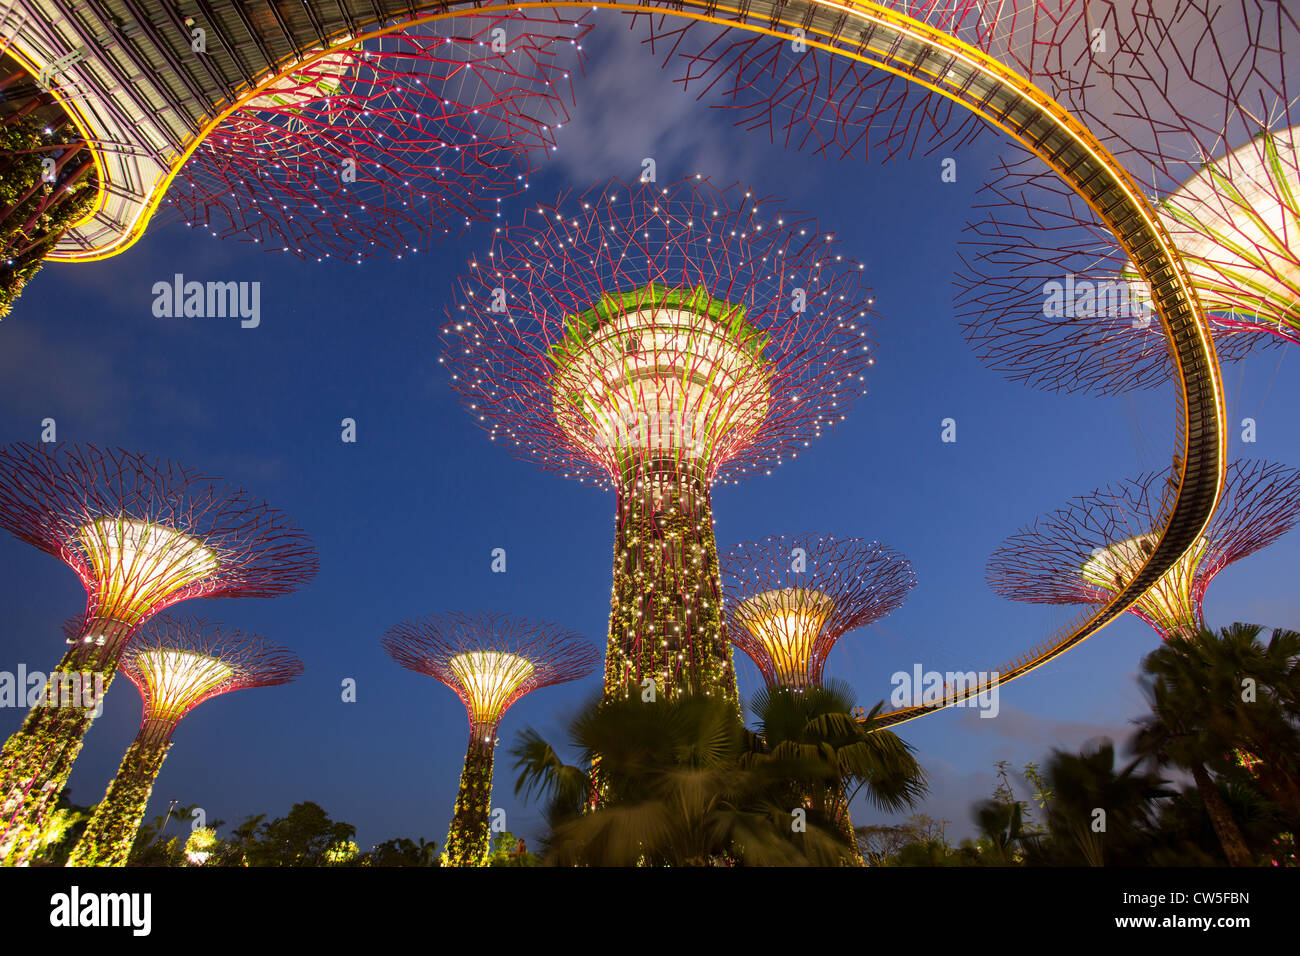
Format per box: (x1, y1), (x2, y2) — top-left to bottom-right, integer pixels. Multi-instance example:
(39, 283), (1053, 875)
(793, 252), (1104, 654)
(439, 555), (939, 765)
(1032, 739), (1171, 866)
(126, 803), (205, 867)
(1146, 777), (1285, 866)
(744, 682), (928, 864)
(511, 692), (852, 865)
(1131, 625), (1300, 865)
(1, 115), (96, 319)
(367, 837), (438, 867)
(241, 802), (357, 867)
(488, 830), (539, 867)
(857, 814), (956, 866)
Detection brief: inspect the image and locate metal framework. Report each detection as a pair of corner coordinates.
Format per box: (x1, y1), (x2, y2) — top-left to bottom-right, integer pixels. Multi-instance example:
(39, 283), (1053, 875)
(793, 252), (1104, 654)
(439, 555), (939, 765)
(1, 1), (597, 261)
(958, 1), (1298, 392)
(955, 145), (1281, 393)
(65, 616), (303, 867)
(437, 0), (1230, 725)
(0, 442), (316, 866)
(631, 1), (1096, 165)
(442, 174), (874, 704)
(721, 533), (915, 689)
(987, 459), (1300, 641)
(168, 11), (592, 261)
(0, 443), (318, 627)
(118, 615), (303, 740)
(383, 611), (598, 867)
(1, 1), (1107, 263)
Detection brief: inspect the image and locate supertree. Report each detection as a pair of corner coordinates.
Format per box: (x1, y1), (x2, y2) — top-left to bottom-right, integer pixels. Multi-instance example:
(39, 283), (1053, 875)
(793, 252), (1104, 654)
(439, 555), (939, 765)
(987, 459), (1300, 641)
(65, 616), (303, 867)
(441, 175), (875, 705)
(382, 612), (598, 867)
(720, 533), (915, 864)
(0, 443), (317, 865)
(720, 534), (916, 691)
(3, 3), (597, 277)
(168, 10), (593, 263)
(957, 1), (1298, 392)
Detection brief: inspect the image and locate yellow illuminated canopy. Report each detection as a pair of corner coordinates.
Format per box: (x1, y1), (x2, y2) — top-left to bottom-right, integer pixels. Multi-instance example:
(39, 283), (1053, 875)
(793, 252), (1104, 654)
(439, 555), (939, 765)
(77, 518), (220, 621)
(449, 650), (535, 730)
(134, 648), (236, 722)
(552, 300), (771, 467)
(1080, 533), (1209, 637)
(733, 588), (835, 688)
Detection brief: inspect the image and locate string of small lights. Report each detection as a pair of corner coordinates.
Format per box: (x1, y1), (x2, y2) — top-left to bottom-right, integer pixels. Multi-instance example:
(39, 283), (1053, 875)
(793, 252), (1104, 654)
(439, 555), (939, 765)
(442, 174), (876, 704)
(0, 442), (316, 866)
(66, 617), (303, 867)
(383, 612), (598, 866)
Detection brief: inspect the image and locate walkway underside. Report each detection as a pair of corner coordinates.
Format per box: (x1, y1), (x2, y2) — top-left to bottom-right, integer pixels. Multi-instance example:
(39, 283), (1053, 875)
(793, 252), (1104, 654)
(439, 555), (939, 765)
(5, 1), (1227, 722)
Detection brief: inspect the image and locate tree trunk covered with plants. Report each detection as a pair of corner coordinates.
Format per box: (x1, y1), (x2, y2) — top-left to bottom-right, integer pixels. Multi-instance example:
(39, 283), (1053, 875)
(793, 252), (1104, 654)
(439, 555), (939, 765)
(604, 460), (735, 706)
(1, 112), (96, 319)
(66, 736), (172, 867)
(0, 625), (130, 865)
(443, 732), (495, 867)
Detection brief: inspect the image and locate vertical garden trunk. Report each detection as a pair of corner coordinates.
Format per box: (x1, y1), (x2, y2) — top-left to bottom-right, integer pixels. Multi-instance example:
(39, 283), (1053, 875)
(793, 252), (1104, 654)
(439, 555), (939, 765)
(443, 731), (496, 867)
(832, 790), (864, 866)
(66, 725), (173, 867)
(603, 459), (736, 705)
(1192, 762), (1253, 866)
(0, 619), (130, 865)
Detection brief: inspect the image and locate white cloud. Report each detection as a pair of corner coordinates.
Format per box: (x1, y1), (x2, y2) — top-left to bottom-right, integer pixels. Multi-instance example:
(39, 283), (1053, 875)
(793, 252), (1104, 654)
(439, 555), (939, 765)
(548, 16), (761, 186)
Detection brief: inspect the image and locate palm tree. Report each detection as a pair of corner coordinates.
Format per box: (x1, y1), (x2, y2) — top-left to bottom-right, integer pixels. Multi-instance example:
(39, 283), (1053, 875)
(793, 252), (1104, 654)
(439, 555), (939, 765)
(1034, 739), (1172, 866)
(1133, 633), (1258, 865)
(511, 692), (854, 865)
(1133, 625), (1300, 864)
(1192, 624), (1300, 824)
(743, 682), (928, 864)
(1148, 777), (1285, 866)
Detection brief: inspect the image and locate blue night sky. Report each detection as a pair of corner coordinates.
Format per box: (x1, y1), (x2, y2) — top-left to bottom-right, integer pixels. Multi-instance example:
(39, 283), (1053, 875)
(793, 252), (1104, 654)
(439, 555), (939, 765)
(2, 13), (1297, 850)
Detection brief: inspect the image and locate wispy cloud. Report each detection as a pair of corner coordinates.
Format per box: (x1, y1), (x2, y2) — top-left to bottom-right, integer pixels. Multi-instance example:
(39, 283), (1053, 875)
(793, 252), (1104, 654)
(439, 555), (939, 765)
(549, 17), (760, 186)
(956, 701), (1135, 752)
(0, 322), (126, 434)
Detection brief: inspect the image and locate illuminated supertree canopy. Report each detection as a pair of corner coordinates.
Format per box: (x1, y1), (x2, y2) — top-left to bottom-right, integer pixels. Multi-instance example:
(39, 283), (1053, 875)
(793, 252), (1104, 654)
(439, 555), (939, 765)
(987, 459), (1300, 641)
(721, 533), (914, 867)
(383, 612), (598, 867)
(721, 534), (916, 690)
(168, 10), (592, 263)
(442, 175), (875, 705)
(956, 0), (1298, 392)
(0, 442), (317, 866)
(65, 617), (303, 867)
(954, 141), (1287, 393)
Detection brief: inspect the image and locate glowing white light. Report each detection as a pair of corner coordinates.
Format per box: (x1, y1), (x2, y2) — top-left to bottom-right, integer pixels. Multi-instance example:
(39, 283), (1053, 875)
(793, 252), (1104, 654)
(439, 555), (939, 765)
(551, 296), (771, 468)
(1080, 533), (1209, 637)
(77, 519), (220, 621)
(1124, 127), (1300, 325)
(245, 47), (357, 126)
(449, 651), (535, 727)
(134, 648), (235, 720)
(733, 588), (835, 688)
